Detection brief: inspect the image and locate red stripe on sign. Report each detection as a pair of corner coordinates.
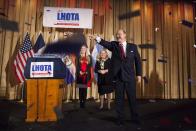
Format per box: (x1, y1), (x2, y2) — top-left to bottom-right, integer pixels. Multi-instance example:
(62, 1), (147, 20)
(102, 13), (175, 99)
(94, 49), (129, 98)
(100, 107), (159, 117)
(32, 73), (51, 75)
(54, 23), (79, 26)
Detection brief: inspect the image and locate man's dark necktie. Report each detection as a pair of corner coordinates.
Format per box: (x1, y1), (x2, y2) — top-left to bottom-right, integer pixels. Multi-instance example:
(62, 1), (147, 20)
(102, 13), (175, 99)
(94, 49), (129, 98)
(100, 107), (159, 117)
(119, 44), (126, 59)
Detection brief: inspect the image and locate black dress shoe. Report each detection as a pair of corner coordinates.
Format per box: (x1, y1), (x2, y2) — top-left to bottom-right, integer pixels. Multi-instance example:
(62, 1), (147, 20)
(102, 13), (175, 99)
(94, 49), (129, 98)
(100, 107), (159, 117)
(130, 119), (142, 125)
(116, 120), (124, 126)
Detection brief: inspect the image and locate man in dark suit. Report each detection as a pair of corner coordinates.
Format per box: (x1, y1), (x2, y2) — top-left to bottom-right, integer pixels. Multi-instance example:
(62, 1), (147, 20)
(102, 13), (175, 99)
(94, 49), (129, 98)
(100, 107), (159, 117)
(92, 29), (142, 125)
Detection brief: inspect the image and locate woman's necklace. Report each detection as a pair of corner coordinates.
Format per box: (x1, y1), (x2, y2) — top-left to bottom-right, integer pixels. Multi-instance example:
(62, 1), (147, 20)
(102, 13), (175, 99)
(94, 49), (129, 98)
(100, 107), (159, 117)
(100, 59), (105, 69)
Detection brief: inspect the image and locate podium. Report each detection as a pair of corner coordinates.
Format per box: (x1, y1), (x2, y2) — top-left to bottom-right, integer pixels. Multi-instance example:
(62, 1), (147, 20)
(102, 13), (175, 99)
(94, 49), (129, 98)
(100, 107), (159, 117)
(24, 57), (66, 122)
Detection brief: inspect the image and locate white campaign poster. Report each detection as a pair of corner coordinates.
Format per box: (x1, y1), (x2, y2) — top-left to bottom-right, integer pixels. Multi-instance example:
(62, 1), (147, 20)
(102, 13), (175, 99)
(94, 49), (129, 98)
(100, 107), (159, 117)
(43, 7), (93, 29)
(30, 62), (54, 78)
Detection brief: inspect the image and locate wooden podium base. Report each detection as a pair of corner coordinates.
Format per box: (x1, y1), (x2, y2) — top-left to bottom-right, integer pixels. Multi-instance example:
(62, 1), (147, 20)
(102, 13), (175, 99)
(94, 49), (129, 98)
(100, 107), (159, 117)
(26, 79), (63, 122)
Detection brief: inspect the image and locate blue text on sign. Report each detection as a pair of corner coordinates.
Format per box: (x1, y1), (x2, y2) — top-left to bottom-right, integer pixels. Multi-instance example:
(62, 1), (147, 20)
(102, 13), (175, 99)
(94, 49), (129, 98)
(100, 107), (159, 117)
(32, 65), (52, 72)
(57, 12), (79, 21)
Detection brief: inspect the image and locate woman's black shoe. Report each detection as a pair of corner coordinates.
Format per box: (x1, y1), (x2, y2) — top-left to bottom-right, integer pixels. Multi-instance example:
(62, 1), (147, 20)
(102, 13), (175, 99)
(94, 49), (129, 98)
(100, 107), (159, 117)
(116, 120), (124, 126)
(80, 101), (85, 108)
(130, 119), (142, 125)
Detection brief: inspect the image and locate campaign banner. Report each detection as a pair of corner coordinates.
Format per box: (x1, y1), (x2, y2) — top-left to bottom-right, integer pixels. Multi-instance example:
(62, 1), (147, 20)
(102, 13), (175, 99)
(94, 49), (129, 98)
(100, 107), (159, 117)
(30, 62), (54, 78)
(43, 7), (93, 29)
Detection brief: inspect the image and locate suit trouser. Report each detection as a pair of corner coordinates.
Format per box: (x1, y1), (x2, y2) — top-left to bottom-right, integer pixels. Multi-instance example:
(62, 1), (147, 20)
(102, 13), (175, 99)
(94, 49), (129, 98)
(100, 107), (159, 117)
(115, 79), (138, 121)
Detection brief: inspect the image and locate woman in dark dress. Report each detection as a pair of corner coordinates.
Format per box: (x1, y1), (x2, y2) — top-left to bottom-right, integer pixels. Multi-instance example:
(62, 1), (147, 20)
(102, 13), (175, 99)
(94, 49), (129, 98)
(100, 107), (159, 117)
(76, 45), (92, 108)
(95, 49), (113, 110)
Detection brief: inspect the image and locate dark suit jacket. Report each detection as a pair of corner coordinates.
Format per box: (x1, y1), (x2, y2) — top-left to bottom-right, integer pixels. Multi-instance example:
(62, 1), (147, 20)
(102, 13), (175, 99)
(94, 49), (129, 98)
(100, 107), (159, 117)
(98, 39), (142, 82)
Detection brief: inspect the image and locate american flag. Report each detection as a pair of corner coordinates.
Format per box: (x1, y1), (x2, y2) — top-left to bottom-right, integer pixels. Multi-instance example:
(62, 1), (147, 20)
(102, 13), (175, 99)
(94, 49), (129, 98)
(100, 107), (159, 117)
(14, 33), (34, 83)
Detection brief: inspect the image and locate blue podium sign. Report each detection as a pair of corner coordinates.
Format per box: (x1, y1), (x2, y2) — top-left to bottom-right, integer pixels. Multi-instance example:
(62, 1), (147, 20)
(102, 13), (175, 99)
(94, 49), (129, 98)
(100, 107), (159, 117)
(30, 62), (54, 78)
(24, 57), (66, 79)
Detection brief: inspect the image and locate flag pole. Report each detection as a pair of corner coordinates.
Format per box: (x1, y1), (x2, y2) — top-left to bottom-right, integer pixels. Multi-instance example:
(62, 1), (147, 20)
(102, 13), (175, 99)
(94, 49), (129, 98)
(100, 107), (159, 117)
(19, 83), (24, 103)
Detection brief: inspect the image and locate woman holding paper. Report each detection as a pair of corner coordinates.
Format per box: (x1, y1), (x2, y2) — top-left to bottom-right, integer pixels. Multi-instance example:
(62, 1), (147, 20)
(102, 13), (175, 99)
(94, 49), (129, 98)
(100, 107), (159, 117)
(95, 49), (113, 110)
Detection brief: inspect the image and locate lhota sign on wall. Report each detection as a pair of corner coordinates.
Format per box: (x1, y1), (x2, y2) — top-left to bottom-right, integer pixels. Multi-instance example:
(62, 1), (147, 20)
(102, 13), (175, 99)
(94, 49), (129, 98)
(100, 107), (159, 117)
(43, 7), (93, 29)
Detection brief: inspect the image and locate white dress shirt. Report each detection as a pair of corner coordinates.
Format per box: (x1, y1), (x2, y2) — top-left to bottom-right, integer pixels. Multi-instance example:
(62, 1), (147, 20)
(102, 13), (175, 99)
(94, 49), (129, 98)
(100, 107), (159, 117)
(96, 36), (101, 43)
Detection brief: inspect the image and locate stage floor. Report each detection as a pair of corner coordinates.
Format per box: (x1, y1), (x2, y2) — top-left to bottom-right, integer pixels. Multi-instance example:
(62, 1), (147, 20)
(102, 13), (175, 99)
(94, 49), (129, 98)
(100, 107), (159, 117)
(1, 99), (196, 131)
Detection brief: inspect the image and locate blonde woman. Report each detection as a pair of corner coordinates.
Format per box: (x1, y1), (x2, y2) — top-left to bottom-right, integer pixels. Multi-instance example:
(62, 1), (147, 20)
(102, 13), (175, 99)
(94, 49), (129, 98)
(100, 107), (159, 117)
(76, 45), (92, 108)
(95, 49), (114, 110)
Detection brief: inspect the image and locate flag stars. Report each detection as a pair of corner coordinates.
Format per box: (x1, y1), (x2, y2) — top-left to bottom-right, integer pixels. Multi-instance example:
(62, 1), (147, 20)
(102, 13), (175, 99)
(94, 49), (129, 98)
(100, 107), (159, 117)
(20, 34), (33, 53)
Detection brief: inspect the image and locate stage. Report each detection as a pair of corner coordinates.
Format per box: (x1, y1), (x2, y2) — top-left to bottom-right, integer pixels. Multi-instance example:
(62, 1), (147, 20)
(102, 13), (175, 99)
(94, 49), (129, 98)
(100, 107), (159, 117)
(1, 99), (196, 131)
(1, 0), (196, 130)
